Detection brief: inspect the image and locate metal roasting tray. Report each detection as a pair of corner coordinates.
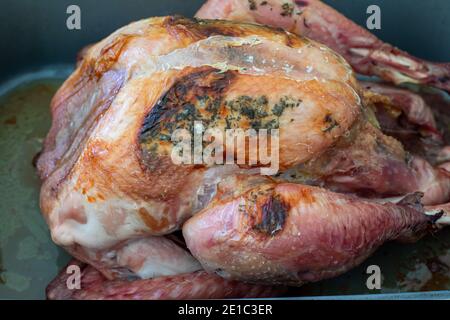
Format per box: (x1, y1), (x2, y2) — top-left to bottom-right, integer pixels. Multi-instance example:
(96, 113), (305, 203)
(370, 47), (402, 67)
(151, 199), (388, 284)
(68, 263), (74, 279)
(0, 0), (449, 300)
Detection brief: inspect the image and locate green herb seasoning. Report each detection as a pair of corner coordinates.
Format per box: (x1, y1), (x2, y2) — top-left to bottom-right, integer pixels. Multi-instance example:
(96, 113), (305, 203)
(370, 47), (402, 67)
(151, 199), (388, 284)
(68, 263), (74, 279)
(139, 70), (302, 162)
(272, 96), (301, 116)
(281, 3), (294, 17)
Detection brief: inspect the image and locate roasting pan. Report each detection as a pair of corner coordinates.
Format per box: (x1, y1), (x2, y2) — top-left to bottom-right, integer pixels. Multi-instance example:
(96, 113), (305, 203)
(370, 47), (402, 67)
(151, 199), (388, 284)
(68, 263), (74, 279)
(0, 0), (449, 300)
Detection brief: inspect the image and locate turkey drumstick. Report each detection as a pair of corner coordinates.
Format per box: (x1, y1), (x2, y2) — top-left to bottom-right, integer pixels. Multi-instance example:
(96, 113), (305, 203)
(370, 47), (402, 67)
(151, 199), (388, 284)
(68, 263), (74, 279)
(184, 180), (443, 285)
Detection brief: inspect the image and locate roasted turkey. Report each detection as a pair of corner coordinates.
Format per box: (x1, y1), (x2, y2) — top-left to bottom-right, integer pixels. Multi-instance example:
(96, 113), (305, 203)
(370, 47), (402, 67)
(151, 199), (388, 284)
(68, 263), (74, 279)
(38, 5), (450, 299)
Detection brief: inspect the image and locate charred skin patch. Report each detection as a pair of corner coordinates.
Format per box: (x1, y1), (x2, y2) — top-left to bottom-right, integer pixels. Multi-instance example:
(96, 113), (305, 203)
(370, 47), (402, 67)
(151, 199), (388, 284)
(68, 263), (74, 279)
(255, 195), (289, 236)
(248, 0), (257, 11)
(321, 113), (339, 132)
(239, 187), (289, 236)
(140, 68), (231, 135)
(139, 67), (301, 164)
(139, 67), (234, 161)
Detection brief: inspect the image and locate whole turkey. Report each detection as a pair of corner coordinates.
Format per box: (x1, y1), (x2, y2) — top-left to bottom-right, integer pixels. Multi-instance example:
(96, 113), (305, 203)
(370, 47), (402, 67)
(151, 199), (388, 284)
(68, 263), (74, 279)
(38, 15), (450, 299)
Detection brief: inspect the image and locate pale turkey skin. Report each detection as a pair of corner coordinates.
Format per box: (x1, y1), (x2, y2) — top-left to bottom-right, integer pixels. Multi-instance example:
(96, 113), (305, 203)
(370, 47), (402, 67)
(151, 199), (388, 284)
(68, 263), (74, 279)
(37, 16), (449, 299)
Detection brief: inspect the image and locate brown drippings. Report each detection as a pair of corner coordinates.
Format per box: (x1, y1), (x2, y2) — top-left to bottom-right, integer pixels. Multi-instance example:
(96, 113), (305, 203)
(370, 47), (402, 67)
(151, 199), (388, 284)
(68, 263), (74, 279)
(4, 116), (16, 125)
(421, 256), (450, 291)
(138, 207), (170, 231)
